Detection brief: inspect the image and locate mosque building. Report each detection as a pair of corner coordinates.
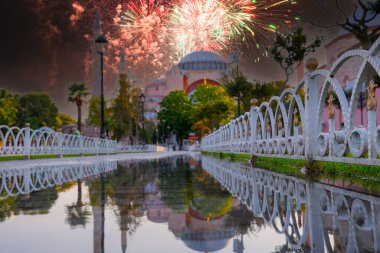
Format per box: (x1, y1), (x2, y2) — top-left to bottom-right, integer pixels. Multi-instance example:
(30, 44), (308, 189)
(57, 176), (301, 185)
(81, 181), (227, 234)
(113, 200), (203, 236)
(144, 51), (231, 120)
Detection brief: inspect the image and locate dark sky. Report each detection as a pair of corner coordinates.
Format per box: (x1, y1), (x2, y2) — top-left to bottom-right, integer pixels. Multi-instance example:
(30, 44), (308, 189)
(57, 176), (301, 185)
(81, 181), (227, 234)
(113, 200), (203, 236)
(0, 0), (357, 117)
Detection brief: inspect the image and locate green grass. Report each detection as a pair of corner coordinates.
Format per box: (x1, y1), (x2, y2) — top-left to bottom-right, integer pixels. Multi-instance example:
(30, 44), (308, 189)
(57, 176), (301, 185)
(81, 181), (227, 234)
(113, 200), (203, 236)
(0, 153), (117, 162)
(201, 151), (380, 179)
(201, 151), (380, 194)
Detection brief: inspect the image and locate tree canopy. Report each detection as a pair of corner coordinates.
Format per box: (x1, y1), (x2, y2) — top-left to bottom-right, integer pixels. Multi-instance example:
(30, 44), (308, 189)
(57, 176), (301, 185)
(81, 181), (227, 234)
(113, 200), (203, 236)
(68, 83), (90, 132)
(270, 27), (322, 92)
(222, 74), (254, 113)
(158, 90), (193, 146)
(191, 83), (234, 136)
(55, 113), (75, 130)
(296, 0), (380, 49)
(0, 89), (18, 126)
(17, 93), (58, 129)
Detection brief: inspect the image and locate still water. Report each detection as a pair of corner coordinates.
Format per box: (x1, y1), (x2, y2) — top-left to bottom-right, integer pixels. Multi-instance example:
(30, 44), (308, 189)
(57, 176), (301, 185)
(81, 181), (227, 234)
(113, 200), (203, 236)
(0, 154), (379, 253)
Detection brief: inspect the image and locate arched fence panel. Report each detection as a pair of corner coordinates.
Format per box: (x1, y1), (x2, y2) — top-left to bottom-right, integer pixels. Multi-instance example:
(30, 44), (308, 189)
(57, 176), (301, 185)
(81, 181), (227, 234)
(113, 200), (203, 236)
(0, 126), (117, 157)
(201, 37), (380, 165)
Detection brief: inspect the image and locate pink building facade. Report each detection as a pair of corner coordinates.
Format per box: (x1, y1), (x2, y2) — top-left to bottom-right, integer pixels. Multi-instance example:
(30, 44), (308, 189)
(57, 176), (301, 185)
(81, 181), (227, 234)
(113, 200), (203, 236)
(304, 33), (380, 132)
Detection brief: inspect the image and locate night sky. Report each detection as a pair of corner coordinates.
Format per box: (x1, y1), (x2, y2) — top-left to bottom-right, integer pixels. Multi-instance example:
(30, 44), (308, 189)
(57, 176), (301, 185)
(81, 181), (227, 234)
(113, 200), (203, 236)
(0, 0), (356, 117)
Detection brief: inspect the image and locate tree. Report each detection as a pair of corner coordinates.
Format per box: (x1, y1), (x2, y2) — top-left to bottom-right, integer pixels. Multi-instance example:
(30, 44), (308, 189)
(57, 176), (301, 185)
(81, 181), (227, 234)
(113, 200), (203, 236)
(88, 97), (113, 137)
(270, 27), (322, 92)
(251, 81), (284, 104)
(158, 90), (193, 149)
(190, 84), (234, 137)
(0, 89), (18, 126)
(112, 74), (133, 141)
(17, 93), (58, 129)
(222, 74), (254, 113)
(297, 0), (380, 49)
(68, 83), (90, 133)
(54, 113), (75, 130)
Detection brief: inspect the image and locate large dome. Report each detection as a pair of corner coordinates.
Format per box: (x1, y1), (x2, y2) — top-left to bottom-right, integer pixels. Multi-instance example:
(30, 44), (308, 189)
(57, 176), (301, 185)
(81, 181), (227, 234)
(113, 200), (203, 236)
(178, 51), (228, 71)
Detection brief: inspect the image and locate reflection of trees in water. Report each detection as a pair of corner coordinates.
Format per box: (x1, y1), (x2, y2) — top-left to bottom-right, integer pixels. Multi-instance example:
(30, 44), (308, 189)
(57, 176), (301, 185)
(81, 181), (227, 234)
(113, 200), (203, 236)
(65, 180), (91, 228)
(93, 160), (158, 234)
(0, 196), (16, 222)
(226, 204), (264, 235)
(13, 187), (58, 215)
(158, 157), (193, 212)
(272, 244), (305, 253)
(158, 156), (234, 218)
(0, 181), (77, 223)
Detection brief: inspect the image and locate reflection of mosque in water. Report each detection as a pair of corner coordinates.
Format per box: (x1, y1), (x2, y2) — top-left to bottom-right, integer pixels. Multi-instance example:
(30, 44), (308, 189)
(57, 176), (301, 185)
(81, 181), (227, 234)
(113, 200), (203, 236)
(145, 182), (241, 253)
(2, 157), (379, 253)
(91, 156), (263, 253)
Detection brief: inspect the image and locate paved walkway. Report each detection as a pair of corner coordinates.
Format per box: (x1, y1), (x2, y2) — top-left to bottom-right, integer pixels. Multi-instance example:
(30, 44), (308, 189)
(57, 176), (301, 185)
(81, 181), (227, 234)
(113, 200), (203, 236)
(0, 151), (199, 170)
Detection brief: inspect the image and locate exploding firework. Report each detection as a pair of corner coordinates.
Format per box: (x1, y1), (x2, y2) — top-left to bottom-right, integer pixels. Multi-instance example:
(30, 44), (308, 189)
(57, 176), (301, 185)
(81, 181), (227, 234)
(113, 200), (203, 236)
(102, 0), (296, 82)
(118, 0), (174, 73)
(170, 0), (266, 57)
(170, 0), (296, 58)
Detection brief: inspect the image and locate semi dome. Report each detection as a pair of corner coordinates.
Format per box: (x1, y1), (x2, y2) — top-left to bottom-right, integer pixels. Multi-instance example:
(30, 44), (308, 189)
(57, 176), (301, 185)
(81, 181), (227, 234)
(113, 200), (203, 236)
(178, 51), (228, 71)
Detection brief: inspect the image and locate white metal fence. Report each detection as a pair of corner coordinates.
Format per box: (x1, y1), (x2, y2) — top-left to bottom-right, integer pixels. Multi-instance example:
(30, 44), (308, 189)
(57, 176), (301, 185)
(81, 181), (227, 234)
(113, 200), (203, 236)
(202, 156), (380, 252)
(0, 125), (117, 157)
(202, 37), (380, 165)
(0, 160), (117, 199)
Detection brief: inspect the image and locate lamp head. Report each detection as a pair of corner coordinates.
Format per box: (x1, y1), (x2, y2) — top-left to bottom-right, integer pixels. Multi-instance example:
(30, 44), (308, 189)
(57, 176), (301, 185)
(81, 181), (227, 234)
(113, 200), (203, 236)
(140, 92), (145, 103)
(95, 34), (108, 53)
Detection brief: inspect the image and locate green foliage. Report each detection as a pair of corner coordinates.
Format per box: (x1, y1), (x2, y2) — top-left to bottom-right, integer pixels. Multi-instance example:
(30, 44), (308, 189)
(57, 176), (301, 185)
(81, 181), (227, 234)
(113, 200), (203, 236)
(270, 27), (322, 91)
(88, 97), (113, 133)
(251, 81), (283, 105)
(54, 113), (75, 130)
(158, 90), (193, 144)
(0, 89), (18, 126)
(68, 83), (90, 106)
(191, 84), (234, 136)
(17, 93), (58, 129)
(222, 74), (253, 113)
(223, 75), (285, 114)
(111, 74), (134, 140)
(68, 83), (89, 132)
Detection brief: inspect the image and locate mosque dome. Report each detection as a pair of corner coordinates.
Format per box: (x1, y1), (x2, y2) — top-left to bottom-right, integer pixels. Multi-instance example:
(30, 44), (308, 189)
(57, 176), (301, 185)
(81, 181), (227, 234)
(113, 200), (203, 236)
(181, 230), (234, 252)
(178, 51), (228, 71)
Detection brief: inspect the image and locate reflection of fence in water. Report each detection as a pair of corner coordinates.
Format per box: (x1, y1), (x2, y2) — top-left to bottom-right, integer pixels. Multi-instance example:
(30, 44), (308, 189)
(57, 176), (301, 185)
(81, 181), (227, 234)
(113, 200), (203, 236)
(0, 125), (117, 157)
(202, 37), (380, 165)
(0, 161), (117, 200)
(201, 156), (380, 252)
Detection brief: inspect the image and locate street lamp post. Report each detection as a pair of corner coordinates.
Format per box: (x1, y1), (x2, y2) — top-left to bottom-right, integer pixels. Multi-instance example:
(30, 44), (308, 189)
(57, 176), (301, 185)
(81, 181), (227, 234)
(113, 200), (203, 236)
(234, 92), (242, 117)
(155, 110), (159, 146)
(95, 34), (108, 139)
(140, 92), (146, 145)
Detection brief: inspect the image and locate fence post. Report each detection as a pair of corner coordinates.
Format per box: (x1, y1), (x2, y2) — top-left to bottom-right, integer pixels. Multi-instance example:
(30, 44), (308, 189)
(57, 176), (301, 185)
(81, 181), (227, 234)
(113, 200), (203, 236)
(24, 123), (31, 160)
(367, 80), (377, 159)
(328, 118), (334, 157)
(304, 70), (319, 161)
(250, 106), (257, 155)
(57, 129), (63, 158)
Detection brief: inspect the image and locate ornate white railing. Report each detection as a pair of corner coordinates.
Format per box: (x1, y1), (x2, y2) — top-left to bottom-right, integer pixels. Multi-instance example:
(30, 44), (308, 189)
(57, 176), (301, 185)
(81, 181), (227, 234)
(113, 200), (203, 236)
(202, 37), (380, 165)
(0, 125), (117, 157)
(202, 156), (380, 252)
(0, 160), (117, 200)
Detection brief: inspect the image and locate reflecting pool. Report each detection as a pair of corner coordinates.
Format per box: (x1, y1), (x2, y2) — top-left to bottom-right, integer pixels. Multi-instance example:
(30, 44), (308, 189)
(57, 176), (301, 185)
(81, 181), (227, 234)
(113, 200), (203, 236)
(0, 154), (379, 253)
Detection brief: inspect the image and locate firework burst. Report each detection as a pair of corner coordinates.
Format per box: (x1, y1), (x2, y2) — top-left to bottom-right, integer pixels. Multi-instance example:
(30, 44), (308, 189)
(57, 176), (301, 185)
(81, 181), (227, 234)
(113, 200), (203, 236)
(170, 0), (253, 56)
(117, 0), (176, 80)
(170, 0), (296, 58)
(113, 0), (296, 80)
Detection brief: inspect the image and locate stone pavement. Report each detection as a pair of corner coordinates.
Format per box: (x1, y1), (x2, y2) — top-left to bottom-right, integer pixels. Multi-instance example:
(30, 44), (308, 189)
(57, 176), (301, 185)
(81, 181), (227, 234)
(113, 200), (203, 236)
(0, 151), (198, 170)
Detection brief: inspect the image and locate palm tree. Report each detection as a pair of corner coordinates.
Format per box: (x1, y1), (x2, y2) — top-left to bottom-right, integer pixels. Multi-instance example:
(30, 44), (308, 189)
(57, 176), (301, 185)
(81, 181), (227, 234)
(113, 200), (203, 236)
(68, 83), (89, 132)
